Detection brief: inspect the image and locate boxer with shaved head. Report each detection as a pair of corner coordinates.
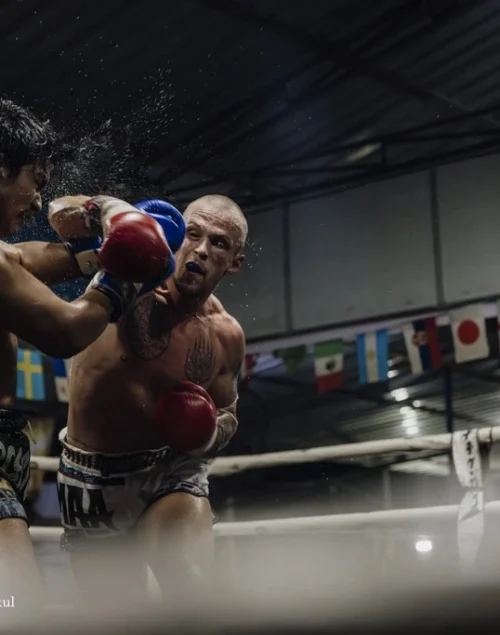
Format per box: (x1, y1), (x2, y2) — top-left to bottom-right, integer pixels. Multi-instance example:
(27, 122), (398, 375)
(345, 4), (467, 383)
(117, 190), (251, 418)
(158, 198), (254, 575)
(51, 194), (247, 608)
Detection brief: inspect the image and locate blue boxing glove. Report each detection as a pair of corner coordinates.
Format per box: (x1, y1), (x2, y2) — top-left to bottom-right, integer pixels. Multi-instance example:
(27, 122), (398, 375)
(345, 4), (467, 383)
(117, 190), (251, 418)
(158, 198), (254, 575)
(134, 199), (185, 253)
(87, 266), (171, 323)
(87, 270), (138, 322)
(65, 236), (102, 278)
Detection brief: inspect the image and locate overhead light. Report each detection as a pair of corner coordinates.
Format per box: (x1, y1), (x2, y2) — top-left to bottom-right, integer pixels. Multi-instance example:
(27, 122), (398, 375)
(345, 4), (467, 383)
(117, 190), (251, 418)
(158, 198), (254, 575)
(392, 389), (408, 402)
(415, 539), (433, 553)
(413, 400), (422, 408)
(388, 370), (398, 379)
(346, 143), (380, 163)
(399, 406), (411, 415)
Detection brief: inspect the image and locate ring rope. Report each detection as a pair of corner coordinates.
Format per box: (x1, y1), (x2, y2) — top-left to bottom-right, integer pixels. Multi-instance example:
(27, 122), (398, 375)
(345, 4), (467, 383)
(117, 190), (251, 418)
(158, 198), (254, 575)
(29, 499), (500, 542)
(30, 425), (500, 474)
(30, 427), (497, 543)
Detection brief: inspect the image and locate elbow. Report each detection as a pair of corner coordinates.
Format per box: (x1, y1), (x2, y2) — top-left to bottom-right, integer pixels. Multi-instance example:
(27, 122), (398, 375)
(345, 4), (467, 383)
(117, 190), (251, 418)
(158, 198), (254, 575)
(52, 324), (89, 358)
(37, 337), (82, 360)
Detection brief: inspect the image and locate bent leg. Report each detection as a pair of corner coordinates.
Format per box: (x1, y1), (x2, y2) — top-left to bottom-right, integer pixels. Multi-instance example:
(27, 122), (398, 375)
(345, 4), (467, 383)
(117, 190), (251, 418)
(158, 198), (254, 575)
(0, 489), (42, 610)
(137, 493), (214, 607)
(0, 412), (41, 608)
(68, 537), (148, 610)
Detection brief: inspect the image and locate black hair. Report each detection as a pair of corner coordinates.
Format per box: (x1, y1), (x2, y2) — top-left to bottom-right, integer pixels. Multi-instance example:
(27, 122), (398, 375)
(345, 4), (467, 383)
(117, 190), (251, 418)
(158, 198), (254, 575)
(0, 98), (56, 175)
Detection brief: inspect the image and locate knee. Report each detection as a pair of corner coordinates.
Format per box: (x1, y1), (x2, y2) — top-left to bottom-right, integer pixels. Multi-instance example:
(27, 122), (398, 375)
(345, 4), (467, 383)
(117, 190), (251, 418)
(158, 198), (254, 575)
(139, 494), (214, 571)
(141, 493), (212, 539)
(154, 522), (213, 572)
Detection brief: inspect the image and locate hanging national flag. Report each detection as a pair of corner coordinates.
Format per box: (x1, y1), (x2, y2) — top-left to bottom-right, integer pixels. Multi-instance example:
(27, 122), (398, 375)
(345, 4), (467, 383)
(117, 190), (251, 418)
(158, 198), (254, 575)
(52, 358), (71, 403)
(450, 305), (489, 363)
(314, 340), (343, 393)
(273, 345), (307, 372)
(356, 329), (389, 384)
(403, 317), (441, 375)
(16, 349), (45, 401)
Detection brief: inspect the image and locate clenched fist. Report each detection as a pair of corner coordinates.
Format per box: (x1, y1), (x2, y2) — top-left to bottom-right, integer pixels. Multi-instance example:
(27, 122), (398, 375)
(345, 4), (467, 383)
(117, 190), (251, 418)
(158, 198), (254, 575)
(48, 195), (100, 238)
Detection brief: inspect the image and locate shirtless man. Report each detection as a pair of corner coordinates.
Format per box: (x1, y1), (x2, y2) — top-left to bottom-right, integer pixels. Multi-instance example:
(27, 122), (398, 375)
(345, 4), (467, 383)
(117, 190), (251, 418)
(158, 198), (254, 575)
(0, 99), (176, 607)
(50, 194), (246, 608)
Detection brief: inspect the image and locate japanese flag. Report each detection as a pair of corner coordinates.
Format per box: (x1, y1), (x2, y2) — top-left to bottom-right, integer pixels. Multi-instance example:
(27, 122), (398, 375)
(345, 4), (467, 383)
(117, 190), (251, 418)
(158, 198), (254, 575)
(449, 305), (489, 363)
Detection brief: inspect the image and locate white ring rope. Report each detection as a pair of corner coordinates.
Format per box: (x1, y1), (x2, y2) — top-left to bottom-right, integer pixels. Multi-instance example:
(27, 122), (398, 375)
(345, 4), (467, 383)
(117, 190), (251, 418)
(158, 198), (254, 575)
(29, 499), (500, 542)
(31, 425), (500, 475)
(30, 427), (499, 544)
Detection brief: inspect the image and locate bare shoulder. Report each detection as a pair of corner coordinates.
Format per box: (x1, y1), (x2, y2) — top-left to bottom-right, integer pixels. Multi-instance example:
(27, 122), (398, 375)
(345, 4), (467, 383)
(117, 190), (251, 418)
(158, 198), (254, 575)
(0, 248), (19, 301)
(0, 246), (16, 278)
(207, 296), (243, 338)
(0, 241), (21, 263)
(0, 248), (8, 275)
(207, 297), (245, 370)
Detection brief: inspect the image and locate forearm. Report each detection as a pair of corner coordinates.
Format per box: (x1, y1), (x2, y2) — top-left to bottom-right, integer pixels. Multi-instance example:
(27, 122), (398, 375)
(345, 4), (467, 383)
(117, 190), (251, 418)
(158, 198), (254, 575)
(17, 242), (81, 285)
(0, 253), (112, 359)
(203, 401), (239, 458)
(61, 290), (112, 355)
(17, 289), (111, 359)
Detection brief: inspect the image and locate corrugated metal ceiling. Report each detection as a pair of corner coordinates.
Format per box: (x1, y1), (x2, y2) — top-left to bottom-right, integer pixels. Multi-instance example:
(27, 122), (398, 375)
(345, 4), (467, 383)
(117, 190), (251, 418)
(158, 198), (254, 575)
(2, 0), (500, 208)
(3, 0), (500, 470)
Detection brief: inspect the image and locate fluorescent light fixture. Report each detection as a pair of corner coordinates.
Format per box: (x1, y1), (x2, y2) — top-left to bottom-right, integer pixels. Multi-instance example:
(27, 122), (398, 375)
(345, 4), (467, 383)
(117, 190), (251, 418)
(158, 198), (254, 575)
(392, 389), (409, 402)
(415, 539), (433, 553)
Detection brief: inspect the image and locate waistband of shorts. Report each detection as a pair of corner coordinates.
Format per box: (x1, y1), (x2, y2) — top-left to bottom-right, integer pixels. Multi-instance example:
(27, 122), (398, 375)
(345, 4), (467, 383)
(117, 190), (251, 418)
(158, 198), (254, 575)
(60, 437), (176, 475)
(0, 409), (28, 433)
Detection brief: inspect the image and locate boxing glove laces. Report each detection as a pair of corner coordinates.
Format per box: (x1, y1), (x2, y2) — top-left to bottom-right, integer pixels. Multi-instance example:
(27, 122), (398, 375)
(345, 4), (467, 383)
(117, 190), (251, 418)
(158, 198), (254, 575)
(65, 236), (102, 278)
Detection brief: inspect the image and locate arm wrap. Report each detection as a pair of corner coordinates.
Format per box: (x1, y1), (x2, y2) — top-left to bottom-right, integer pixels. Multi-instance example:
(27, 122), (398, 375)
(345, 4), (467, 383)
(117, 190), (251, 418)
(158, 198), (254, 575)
(202, 401), (238, 459)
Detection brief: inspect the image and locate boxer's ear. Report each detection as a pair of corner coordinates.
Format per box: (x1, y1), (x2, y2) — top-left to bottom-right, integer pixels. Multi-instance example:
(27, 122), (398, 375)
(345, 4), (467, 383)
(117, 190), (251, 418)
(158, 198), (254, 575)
(226, 252), (245, 275)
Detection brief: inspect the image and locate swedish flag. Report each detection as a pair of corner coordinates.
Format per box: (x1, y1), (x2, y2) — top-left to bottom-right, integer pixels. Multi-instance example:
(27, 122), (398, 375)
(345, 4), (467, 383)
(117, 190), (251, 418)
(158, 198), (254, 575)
(16, 349), (45, 401)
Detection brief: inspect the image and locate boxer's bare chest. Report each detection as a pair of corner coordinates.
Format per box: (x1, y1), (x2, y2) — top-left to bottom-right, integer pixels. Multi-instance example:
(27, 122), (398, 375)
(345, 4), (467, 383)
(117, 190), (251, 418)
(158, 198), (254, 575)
(117, 292), (220, 387)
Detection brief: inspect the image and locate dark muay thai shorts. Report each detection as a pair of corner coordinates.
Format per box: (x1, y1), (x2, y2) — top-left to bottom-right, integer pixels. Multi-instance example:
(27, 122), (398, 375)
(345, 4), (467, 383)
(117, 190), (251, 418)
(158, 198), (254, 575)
(57, 433), (210, 552)
(0, 409), (31, 523)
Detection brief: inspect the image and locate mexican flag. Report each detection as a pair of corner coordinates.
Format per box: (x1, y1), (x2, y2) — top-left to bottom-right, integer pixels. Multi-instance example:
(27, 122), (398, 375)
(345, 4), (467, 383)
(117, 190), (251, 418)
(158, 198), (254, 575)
(314, 340), (343, 393)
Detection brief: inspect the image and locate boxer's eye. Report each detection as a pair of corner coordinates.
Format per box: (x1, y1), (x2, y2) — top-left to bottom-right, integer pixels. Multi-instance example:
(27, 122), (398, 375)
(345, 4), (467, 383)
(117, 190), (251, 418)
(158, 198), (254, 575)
(211, 236), (229, 249)
(34, 165), (49, 191)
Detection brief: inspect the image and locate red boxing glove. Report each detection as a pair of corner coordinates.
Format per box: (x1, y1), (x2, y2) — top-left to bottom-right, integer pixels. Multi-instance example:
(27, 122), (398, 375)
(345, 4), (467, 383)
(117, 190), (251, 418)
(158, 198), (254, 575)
(154, 381), (217, 453)
(98, 211), (172, 283)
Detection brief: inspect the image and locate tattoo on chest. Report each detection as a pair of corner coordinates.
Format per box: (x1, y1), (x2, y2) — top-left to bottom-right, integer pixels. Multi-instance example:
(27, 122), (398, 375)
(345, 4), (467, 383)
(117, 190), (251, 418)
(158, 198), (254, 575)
(184, 329), (215, 385)
(123, 294), (173, 360)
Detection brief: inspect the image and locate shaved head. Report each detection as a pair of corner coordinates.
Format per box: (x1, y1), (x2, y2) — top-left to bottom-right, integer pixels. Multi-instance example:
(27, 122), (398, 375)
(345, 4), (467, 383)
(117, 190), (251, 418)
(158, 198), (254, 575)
(175, 194), (246, 297)
(184, 194), (247, 252)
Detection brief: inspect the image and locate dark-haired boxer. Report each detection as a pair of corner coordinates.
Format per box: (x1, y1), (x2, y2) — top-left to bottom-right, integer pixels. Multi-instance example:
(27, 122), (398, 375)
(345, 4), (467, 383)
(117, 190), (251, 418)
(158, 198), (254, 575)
(0, 98), (175, 607)
(51, 194), (246, 608)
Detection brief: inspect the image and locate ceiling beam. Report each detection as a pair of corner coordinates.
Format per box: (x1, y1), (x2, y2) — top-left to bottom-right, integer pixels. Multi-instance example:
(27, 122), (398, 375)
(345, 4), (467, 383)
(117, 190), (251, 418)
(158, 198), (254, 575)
(232, 136), (500, 208)
(200, 0), (498, 127)
(154, 0), (455, 184)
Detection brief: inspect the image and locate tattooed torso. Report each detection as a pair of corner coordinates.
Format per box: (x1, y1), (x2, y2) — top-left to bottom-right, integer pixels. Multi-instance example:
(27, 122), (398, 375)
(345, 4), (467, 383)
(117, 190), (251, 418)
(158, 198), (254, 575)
(121, 292), (217, 385)
(67, 291), (226, 453)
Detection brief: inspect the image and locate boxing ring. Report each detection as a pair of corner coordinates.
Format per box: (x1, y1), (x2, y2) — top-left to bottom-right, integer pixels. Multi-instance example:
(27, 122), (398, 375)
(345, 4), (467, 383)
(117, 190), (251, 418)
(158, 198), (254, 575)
(7, 425), (497, 633)
(29, 425), (500, 541)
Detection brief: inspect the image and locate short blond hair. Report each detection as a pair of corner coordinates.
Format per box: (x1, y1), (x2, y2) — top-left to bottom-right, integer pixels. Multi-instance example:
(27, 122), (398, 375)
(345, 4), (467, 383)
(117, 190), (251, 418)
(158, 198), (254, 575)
(185, 194), (247, 250)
